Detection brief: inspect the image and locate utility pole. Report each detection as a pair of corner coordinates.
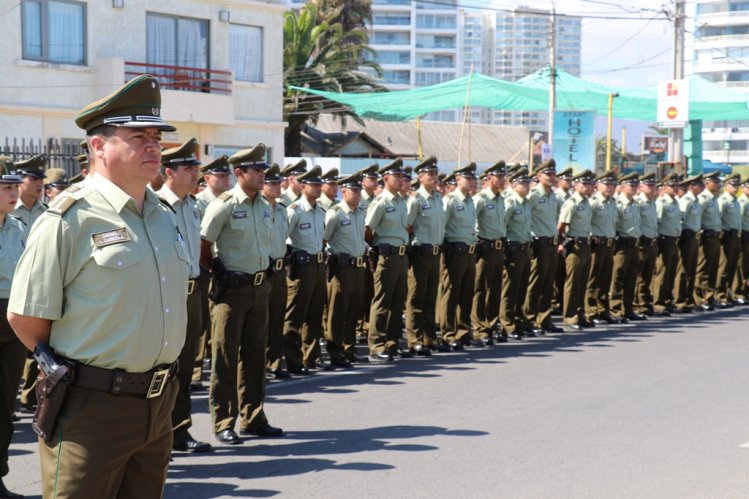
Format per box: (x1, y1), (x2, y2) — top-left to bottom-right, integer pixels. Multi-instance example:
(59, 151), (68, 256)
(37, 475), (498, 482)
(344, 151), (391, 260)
(669, 0), (685, 165)
(548, 1), (557, 163)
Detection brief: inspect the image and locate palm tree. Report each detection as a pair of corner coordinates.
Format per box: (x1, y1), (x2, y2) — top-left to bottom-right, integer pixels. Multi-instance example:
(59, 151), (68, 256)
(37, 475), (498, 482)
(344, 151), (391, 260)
(283, 3), (385, 156)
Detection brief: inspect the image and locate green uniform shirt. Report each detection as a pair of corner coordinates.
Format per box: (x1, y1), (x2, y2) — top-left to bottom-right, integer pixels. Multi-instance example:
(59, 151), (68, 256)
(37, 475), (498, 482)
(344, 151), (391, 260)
(739, 193), (749, 231)
(718, 191), (742, 231)
(280, 189), (300, 208)
(656, 192), (682, 237)
(635, 193), (658, 238)
(698, 190), (722, 231)
(589, 192), (618, 238)
(360, 190), (376, 213)
(616, 193), (642, 239)
(408, 186), (445, 246)
(365, 189), (408, 246)
(324, 202), (366, 257)
(287, 195), (325, 254)
(201, 184), (272, 274)
(0, 216), (27, 299)
(8, 174), (189, 372)
(157, 185), (201, 278)
(195, 188), (218, 219)
(679, 191), (702, 232)
(318, 193), (337, 212)
(266, 198), (290, 260)
(504, 189), (532, 243)
(474, 187), (507, 240)
(13, 198), (46, 228)
(443, 188), (477, 244)
(555, 188), (572, 205)
(527, 184), (559, 238)
(559, 192), (592, 238)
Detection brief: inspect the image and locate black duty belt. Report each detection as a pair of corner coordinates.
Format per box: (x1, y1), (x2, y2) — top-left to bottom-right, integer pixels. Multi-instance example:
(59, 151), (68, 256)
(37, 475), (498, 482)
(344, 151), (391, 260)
(272, 258), (285, 271)
(336, 253), (367, 268)
(723, 229), (739, 238)
(639, 236), (657, 247)
(535, 236), (558, 246)
(187, 278), (197, 295)
(74, 361), (178, 399)
(478, 238), (505, 251)
(447, 241), (476, 254)
(413, 244), (442, 255)
(378, 244), (407, 256)
(681, 229), (698, 240)
(228, 270), (268, 287)
(574, 236), (591, 245)
(617, 237), (638, 248)
(701, 229), (720, 239)
(743, 231), (749, 240)
(659, 235), (679, 245)
(506, 241), (530, 252)
(594, 237), (616, 247)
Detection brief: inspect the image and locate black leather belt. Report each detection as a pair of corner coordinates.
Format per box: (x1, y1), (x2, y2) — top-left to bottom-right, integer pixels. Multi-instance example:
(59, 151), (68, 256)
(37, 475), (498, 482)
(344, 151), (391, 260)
(272, 258), (285, 271)
(414, 244), (441, 255)
(617, 237), (638, 248)
(681, 229), (698, 240)
(639, 236), (657, 247)
(507, 241), (530, 252)
(478, 238), (505, 250)
(723, 229), (739, 238)
(701, 229), (720, 239)
(535, 236), (558, 246)
(593, 236), (615, 247)
(335, 253), (367, 268)
(228, 270), (268, 286)
(378, 244), (407, 256)
(447, 241), (476, 254)
(659, 235), (679, 245)
(74, 361), (178, 399)
(574, 236), (591, 245)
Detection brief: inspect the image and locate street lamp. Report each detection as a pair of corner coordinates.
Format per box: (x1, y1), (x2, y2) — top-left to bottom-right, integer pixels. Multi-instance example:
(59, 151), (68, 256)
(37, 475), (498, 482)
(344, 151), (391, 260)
(606, 92), (619, 172)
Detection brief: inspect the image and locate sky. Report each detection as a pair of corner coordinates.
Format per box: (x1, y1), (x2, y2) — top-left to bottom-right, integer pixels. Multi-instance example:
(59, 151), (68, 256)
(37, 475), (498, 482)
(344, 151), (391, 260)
(479, 0), (683, 151)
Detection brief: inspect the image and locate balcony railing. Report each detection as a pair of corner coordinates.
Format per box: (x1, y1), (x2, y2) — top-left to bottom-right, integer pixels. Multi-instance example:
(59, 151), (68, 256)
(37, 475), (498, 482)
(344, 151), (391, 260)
(124, 61), (233, 95)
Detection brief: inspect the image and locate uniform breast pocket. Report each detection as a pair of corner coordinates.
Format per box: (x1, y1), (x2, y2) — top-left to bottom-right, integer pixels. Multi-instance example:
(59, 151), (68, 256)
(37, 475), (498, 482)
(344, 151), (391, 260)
(230, 216), (250, 233)
(92, 244), (142, 271)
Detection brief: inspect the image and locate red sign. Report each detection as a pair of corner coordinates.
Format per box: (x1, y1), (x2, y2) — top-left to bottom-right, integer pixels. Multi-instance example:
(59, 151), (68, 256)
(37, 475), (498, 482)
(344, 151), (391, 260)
(667, 107), (678, 119)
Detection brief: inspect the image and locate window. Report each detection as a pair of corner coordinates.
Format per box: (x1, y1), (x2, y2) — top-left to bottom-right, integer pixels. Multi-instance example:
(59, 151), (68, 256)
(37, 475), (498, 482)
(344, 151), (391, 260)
(382, 70), (410, 85)
(377, 51), (411, 64)
(147, 13), (209, 74)
(230, 24), (262, 82)
(373, 32), (410, 45)
(22, 0), (85, 65)
(373, 14), (410, 25)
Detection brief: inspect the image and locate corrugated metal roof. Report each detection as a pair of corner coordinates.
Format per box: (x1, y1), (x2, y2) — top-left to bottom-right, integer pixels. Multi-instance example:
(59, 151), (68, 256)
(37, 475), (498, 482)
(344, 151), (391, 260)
(313, 114), (531, 164)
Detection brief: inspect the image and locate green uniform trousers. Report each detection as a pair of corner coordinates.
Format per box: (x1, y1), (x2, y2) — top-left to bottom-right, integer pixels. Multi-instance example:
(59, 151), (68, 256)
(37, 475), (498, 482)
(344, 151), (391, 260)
(439, 249), (476, 342)
(635, 238), (659, 313)
(652, 237), (680, 313)
(266, 268), (287, 371)
(192, 271), (212, 384)
(283, 260), (326, 369)
(524, 239), (559, 329)
(0, 301), (24, 478)
(675, 232), (699, 309)
(405, 249), (441, 348)
(210, 279), (270, 433)
(171, 281), (203, 440)
(471, 243), (505, 339)
(717, 231), (741, 302)
(326, 263), (366, 361)
(563, 242), (591, 326)
(610, 239), (640, 317)
(735, 232), (749, 298)
(553, 253), (566, 311)
(585, 239), (615, 320)
(19, 355), (36, 408)
(695, 232), (721, 306)
(500, 244), (531, 334)
(368, 253), (408, 355)
(356, 267), (374, 336)
(40, 380), (177, 499)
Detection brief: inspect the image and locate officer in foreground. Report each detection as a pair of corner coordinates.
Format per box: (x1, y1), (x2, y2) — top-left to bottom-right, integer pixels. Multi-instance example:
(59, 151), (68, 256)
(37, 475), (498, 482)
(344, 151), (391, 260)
(8, 74), (188, 498)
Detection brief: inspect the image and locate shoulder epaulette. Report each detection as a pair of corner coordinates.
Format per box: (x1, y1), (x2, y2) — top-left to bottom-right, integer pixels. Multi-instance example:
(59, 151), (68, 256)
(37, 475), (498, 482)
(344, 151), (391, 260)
(47, 184), (87, 216)
(8, 214), (26, 226)
(188, 193), (196, 200)
(278, 200), (288, 208)
(41, 202), (48, 209)
(218, 191), (232, 202)
(158, 196), (176, 214)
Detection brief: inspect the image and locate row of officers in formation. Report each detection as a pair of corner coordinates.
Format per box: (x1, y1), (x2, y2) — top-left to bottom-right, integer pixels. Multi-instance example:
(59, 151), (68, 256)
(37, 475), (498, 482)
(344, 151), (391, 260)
(0, 76), (748, 498)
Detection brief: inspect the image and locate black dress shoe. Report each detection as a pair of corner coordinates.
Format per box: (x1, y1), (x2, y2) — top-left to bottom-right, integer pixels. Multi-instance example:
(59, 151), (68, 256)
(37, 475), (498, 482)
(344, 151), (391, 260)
(0, 478), (23, 498)
(431, 343), (451, 353)
(190, 383), (206, 392)
(543, 323), (564, 333)
(349, 353), (367, 363)
(331, 359), (353, 369)
(241, 423), (284, 438)
(288, 366), (311, 375)
(410, 344), (432, 356)
(579, 319), (596, 328)
(509, 332), (524, 340)
(447, 341), (464, 351)
(735, 297), (747, 305)
(272, 368), (291, 379)
(524, 330), (537, 338)
(652, 310), (671, 317)
(369, 352), (394, 362)
(697, 304), (714, 312)
(717, 301), (732, 309)
(471, 338), (493, 347)
(394, 349), (413, 359)
(674, 306), (693, 314)
(625, 313), (647, 321)
(215, 429), (242, 445)
(566, 323), (583, 331)
(173, 433), (214, 453)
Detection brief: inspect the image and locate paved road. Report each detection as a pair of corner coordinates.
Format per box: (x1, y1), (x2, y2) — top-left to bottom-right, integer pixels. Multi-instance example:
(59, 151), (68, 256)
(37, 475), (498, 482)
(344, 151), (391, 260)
(7, 308), (749, 498)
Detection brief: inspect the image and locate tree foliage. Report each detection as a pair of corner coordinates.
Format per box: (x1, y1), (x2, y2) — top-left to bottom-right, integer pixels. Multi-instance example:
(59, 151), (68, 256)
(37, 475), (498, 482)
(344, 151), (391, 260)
(283, 2), (386, 156)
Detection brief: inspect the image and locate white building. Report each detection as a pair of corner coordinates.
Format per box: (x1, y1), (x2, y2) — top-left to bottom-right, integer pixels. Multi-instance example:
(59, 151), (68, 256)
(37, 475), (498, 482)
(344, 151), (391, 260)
(689, 0), (749, 165)
(0, 0), (286, 169)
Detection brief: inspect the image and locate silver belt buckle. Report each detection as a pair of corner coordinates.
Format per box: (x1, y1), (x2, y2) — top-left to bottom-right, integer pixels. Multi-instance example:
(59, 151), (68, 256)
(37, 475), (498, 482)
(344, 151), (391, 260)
(432, 245), (440, 255)
(146, 368), (170, 399)
(317, 252), (324, 263)
(356, 256), (364, 267)
(398, 245), (406, 256)
(468, 244), (476, 254)
(494, 240), (503, 250)
(275, 259), (284, 271)
(254, 272), (265, 286)
(187, 280), (195, 295)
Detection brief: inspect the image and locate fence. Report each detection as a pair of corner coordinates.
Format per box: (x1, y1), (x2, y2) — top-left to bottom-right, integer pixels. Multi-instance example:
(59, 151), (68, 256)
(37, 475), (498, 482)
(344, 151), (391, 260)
(1, 137), (84, 177)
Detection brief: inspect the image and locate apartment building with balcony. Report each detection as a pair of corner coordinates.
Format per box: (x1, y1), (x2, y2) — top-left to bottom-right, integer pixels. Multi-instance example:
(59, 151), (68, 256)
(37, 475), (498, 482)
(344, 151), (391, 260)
(0, 0), (286, 170)
(688, 0), (749, 165)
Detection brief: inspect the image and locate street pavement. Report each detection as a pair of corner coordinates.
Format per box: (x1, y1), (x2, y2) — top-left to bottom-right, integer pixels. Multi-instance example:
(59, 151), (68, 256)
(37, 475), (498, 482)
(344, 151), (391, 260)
(6, 307), (749, 498)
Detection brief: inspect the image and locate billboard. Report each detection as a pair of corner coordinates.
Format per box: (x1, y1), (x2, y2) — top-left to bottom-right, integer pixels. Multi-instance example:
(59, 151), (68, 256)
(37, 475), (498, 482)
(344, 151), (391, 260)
(552, 110), (595, 173)
(657, 79), (690, 129)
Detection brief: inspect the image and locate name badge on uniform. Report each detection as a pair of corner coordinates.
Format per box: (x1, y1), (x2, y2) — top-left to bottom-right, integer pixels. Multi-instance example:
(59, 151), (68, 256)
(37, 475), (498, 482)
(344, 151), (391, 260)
(233, 211), (247, 219)
(300, 223), (311, 229)
(487, 203), (494, 209)
(456, 205), (465, 212)
(597, 205), (604, 211)
(577, 205), (586, 211)
(91, 228), (131, 247)
(385, 206), (395, 213)
(513, 208), (523, 215)
(422, 203), (431, 210)
(539, 198), (546, 204)
(341, 220), (351, 226)
(667, 206), (674, 213)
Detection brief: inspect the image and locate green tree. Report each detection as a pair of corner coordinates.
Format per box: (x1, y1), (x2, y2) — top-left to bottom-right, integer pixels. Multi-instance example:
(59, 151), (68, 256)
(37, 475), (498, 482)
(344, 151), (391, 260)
(284, 3), (385, 156)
